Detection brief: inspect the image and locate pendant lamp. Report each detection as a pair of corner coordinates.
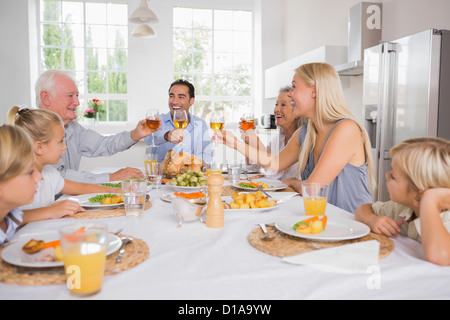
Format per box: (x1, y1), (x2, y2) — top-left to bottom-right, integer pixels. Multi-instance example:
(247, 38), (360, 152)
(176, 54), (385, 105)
(129, 0), (158, 24)
(131, 24), (157, 38)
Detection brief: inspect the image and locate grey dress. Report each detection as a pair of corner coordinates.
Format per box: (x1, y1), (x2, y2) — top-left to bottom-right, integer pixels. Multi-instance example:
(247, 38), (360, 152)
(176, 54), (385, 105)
(298, 120), (372, 213)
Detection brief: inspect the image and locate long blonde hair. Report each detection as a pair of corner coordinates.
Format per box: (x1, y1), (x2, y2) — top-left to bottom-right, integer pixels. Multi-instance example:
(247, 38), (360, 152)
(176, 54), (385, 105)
(0, 125), (35, 183)
(6, 106), (63, 143)
(390, 137), (450, 191)
(295, 63), (376, 192)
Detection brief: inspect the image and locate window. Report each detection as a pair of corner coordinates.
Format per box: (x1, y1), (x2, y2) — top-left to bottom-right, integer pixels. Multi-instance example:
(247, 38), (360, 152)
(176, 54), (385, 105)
(173, 7), (253, 123)
(38, 0), (128, 122)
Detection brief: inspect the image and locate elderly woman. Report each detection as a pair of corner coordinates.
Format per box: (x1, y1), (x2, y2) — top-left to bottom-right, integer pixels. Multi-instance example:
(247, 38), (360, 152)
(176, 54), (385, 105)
(243, 86), (306, 181)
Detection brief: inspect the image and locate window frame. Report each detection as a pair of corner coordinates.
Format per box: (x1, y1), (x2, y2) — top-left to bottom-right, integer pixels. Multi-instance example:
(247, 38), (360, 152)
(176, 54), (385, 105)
(172, 4), (254, 124)
(37, 0), (129, 124)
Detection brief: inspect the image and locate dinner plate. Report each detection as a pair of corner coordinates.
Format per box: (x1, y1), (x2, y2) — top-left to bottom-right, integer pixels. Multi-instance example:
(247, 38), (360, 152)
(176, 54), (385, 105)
(160, 193), (175, 202)
(233, 178), (287, 191)
(99, 181), (122, 188)
(223, 192), (294, 213)
(68, 193), (124, 209)
(161, 191), (297, 210)
(275, 216), (370, 242)
(1, 232), (122, 268)
(166, 185), (207, 192)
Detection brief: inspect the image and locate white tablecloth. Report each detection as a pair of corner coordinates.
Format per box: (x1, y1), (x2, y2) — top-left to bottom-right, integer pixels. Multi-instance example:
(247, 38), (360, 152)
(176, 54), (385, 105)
(1, 182), (450, 300)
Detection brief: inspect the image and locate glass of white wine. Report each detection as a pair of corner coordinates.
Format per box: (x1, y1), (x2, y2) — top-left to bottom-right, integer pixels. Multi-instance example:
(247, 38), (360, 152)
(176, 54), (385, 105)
(146, 108), (160, 147)
(173, 110), (188, 146)
(210, 110), (225, 147)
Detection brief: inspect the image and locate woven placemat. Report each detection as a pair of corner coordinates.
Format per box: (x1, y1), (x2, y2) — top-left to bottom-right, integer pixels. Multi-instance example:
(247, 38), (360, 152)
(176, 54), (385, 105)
(248, 226), (394, 259)
(0, 234), (149, 286)
(65, 201), (152, 219)
(222, 185), (295, 196)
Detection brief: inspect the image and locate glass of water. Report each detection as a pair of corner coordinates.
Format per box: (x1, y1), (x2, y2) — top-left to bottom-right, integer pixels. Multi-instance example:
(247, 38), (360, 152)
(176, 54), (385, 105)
(227, 161), (243, 184)
(147, 161), (162, 189)
(122, 179), (147, 218)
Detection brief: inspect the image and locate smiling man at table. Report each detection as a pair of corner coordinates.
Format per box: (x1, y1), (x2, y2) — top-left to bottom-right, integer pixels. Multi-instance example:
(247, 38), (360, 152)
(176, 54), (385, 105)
(36, 70), (157, 183)
(144, 79), (212, 163)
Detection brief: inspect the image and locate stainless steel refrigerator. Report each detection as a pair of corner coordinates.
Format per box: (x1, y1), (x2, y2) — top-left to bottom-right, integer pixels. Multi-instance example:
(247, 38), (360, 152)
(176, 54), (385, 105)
(363, 29), (450, 201)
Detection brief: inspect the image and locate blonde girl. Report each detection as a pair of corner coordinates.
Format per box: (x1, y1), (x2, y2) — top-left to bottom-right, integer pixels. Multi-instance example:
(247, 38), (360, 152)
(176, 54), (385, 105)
(217, 62), (375, 213)
(0, 125), (41, 244)
(7, 106), (121, 222)
(355, 137), (450, 266)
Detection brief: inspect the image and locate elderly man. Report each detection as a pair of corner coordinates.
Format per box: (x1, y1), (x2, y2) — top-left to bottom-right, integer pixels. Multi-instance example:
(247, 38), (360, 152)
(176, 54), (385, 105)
(37, 70), (155, 183)
(144, 79), (212, 163)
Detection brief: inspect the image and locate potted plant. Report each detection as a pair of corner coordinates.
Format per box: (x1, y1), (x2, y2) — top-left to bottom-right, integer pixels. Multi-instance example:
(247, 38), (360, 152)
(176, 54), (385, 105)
(89, 99), (105, 123)
(83, 108), (96, 125)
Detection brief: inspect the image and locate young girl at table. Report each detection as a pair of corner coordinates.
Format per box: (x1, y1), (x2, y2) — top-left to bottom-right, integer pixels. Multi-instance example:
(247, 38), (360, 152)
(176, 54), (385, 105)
(7, 106), (121, 222)
(0, 125), (42, 245)
(216, 62), (375, 213)
(355, 137), (450, 266)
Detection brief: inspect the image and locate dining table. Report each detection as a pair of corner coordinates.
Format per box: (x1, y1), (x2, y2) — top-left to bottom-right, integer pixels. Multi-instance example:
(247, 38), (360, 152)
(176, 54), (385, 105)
(1, 168), (449, 301)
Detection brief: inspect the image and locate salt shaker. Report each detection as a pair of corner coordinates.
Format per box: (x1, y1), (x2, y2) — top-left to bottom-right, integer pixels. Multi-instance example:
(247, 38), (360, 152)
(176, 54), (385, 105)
(205, 173), (224, 228)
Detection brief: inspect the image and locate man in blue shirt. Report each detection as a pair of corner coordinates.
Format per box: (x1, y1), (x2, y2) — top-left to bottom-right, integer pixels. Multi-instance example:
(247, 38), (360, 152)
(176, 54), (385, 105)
(145, 80), (213, 163)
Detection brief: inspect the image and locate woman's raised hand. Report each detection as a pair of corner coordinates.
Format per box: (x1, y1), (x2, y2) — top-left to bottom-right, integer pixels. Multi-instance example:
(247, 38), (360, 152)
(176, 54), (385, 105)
(214, 130), (238, 149)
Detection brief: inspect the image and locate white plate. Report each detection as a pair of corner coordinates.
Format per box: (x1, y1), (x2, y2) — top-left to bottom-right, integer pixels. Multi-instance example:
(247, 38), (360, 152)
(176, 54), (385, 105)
(1, 232), (122, 268)
(223, 192), (292, 213)
(166, 185), (207, 192)
(161, 191), (295, 211)
(275, 216), (370, 242)
(68, 193), (124, 209)
(160, 193), (175, 202)
(233, 178), (287, 191)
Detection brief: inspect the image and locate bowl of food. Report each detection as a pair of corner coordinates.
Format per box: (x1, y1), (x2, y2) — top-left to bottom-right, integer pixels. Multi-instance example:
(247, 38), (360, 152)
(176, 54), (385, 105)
(172, 190), (207, 227)
(166, 169), (207, 191)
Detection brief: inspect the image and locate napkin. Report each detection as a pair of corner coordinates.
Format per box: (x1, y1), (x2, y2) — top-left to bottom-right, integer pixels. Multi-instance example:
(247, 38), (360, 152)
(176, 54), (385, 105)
(282, 240), (380, 274)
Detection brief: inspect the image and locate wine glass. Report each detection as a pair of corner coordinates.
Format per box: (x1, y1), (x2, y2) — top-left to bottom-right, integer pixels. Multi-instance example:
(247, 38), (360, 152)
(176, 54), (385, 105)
(210, 110), (225, 147)
(173, 110), (188, 146)
(240, 112), (255, 131)
(146, 109), (160, 147)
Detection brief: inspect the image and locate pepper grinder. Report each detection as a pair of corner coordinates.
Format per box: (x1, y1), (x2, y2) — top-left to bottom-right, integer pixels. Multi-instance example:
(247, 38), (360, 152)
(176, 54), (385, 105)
(206, 173), (224, 228)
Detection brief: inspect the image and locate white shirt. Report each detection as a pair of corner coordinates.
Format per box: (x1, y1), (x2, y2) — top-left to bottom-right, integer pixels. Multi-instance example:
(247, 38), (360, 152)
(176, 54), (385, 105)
(19, 165), (65, 211)
(0, 209), (23, 245)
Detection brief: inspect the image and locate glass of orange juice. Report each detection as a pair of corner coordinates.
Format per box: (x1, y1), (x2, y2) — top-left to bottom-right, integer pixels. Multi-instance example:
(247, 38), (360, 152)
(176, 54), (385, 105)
(301, 183), (329, 215)
(59, 223), (108, 296)
(205, 162), (222, 176)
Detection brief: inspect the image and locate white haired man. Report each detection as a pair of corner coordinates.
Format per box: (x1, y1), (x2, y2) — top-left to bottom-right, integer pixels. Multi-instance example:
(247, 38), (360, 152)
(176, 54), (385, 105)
(36, 70), (157, 183)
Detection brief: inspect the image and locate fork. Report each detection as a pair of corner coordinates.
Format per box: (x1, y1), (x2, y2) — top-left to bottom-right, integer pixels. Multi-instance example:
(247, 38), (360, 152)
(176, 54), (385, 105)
(259, 224), (274, 241)
(244, 169), (251, 181)
(256, 184), (272, 198)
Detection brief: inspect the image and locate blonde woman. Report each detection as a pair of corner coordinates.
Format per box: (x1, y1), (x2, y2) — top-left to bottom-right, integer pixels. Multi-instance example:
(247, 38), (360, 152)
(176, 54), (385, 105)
(7, 107), (121, 222)
(216, 62), (375, 213)
(355, 137), (450, 266)
(0, 125), (42, 245)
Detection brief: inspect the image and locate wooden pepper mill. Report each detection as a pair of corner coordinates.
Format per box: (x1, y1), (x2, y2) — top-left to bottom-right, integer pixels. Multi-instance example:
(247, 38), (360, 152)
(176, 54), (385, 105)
(206, 173), (224, 228)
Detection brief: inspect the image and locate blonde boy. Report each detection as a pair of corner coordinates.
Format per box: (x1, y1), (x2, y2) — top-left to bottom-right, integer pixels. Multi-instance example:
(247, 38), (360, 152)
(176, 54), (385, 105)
(355, 137), (450, 266)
